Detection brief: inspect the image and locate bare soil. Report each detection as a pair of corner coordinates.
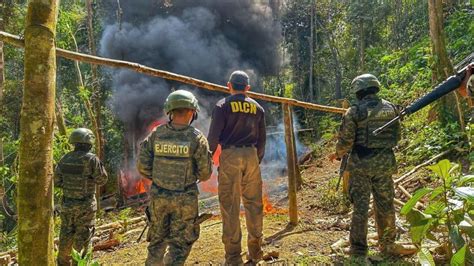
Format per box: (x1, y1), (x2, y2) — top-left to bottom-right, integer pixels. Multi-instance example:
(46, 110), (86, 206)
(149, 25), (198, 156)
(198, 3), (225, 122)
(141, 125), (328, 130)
(96, 155), (417, 265)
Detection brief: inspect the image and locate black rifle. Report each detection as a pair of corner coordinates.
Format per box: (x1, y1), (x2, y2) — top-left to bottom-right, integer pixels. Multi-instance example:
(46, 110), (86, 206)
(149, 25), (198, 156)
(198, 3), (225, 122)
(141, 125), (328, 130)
(373, 52), (474, 136)
(336, 154), (349, 191)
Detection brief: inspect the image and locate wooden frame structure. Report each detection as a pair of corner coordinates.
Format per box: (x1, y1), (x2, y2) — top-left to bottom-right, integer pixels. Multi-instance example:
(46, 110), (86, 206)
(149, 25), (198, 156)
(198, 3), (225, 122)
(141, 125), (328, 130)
(0, 30), (346, 225)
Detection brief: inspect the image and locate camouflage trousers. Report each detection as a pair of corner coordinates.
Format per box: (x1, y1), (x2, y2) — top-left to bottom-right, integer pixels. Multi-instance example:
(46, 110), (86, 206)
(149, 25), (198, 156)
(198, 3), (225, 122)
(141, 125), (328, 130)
(145, 188), (200, 266)
(218, 147), (263, 264)
(57, 204), (96, 266)
(348, 152), (397, 256)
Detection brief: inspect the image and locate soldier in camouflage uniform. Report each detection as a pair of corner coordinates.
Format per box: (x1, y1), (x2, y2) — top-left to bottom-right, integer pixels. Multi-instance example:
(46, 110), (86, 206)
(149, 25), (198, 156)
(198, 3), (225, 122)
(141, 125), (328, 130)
(138, 90), (212, 266)
(55, 128), (108, 266)
(334, 74), (409, 258)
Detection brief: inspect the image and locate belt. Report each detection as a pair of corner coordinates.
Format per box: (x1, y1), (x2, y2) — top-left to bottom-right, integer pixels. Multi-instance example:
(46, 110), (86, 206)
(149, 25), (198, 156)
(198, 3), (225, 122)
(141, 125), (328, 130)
(221, 144), (255, 150)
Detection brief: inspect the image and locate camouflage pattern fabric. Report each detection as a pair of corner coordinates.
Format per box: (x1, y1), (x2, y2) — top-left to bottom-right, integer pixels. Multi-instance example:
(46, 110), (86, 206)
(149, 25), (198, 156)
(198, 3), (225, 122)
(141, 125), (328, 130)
(138, 123), (212, 193)
(336, 94), (400, 256)
(57, 204), (96, 266)
(138, 123), (211, 265)
(145, 188), (199, 266)
(55, 151), (108, 202)
(55, 150), (107, 266)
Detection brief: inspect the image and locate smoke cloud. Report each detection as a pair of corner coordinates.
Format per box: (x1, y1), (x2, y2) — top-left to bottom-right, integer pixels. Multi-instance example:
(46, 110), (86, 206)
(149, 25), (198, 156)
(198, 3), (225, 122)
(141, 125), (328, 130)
(99, 0), (282, 141)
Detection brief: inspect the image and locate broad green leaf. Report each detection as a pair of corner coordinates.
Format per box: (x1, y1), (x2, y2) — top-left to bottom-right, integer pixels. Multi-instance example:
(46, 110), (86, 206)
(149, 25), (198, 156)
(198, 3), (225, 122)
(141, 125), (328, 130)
(406, 209), (432, 244)
(401, 188), (432, 215)
(458, 175), (474, 186)
(425, 201), (446, 216)
(429, 186), (445, 200)
(449, 225), (465, 250)
(454, 187), (474, 202)
(427, 159), (451, 180)
(417, 248), (435, 266)
(450, 244), (467, 266)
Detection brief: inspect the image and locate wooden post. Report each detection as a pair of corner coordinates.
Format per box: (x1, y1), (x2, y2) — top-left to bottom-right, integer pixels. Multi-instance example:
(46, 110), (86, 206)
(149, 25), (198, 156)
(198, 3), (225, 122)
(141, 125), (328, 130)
(283, 103), (298, 225)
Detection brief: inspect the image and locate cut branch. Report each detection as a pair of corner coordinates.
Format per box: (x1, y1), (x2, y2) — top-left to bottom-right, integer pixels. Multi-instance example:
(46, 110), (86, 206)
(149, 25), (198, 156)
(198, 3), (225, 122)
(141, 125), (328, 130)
(395, 149), (451, 185)
(0, 30), (346, 114)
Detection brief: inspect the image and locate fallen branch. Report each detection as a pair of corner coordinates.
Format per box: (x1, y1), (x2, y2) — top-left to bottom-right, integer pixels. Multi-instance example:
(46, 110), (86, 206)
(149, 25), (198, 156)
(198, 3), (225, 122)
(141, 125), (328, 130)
(95, 216), (146, 232)
(0, 30), (346, 114)
(395, 149), (451, 185)
(93, 239), (120, 251)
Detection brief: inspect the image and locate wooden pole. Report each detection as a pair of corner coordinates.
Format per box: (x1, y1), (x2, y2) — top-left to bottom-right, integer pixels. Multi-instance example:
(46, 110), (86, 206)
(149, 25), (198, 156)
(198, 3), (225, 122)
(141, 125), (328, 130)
(0, 30), (346, 114)
(283, 103), (298, 225)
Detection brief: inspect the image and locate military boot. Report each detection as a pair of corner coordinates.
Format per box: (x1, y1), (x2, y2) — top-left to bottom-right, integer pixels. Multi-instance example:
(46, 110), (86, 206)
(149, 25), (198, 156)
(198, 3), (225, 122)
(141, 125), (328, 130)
(380, 243), (417, 256)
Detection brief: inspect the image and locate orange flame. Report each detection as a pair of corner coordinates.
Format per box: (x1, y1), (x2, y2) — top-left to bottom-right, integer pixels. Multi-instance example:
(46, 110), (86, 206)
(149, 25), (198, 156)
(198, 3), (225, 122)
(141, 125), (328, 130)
(199, 145), (221, 194)
(121, 170), (152, 198)
(263, 192), (287, 214)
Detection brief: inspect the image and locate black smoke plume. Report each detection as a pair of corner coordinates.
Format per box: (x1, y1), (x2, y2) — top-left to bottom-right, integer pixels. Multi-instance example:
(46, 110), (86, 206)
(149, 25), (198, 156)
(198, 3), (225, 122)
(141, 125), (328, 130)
(99, 0), (282, 143)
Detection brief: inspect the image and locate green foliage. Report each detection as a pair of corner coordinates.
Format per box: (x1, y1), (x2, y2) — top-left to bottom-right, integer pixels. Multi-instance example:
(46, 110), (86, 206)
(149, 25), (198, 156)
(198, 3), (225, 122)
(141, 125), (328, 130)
(402, 160), (474, 263)
(0, 228), (17, 251)
(417, 247), (435, 266)
(110, 208), (133, 231)
(71, 247), (100, 266)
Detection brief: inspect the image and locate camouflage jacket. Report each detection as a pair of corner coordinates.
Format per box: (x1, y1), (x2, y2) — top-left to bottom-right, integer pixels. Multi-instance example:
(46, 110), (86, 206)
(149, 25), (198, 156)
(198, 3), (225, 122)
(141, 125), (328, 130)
(336, 94), (401, 160)
(55, 150), (108, 209)
(137, 123), (212, 194)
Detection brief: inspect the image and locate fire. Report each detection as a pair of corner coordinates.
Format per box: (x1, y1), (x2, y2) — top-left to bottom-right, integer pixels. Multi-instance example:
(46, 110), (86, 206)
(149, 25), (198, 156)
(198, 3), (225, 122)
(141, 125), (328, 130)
(263, 192), (287, 214)
(198, 145), (221, 194)
(120, 170), (152, 199)
(147, 119), (166, 132)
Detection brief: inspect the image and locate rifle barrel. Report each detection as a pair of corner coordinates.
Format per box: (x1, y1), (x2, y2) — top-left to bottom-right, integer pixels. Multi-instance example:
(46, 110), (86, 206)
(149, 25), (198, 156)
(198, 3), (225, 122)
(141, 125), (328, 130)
(404, 74), (463, 115)
(372, 115), (402, 136)
(373, 63), (472, 136)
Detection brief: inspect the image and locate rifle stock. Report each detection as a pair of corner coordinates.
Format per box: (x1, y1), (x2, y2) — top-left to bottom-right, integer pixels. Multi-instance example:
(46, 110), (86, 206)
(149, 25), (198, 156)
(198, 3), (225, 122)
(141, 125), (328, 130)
(373, 56), (473, 136)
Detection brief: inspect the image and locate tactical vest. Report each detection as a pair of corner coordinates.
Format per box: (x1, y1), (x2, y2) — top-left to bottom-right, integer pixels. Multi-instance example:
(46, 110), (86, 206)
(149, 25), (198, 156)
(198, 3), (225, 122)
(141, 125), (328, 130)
(354, 99), (399, 149)
(151, 125), (198, 191)
(59, 152), (97, 200)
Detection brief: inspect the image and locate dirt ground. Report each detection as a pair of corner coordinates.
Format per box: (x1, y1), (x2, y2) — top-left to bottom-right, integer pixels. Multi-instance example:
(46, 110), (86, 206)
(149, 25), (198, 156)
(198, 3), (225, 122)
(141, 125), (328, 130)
(96, 155), (417, 265)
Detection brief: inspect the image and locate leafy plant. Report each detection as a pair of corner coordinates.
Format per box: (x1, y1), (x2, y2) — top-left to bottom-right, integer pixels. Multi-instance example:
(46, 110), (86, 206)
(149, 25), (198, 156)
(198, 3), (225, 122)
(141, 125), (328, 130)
(71, 247), (100, 266)
(110, 208), (133, 231)
(401, 159), (474, 265)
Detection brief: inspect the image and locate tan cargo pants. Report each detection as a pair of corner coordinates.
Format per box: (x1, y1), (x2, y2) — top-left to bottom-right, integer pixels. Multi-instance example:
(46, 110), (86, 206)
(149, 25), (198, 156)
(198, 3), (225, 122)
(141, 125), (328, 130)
(218, 147), (263, 264)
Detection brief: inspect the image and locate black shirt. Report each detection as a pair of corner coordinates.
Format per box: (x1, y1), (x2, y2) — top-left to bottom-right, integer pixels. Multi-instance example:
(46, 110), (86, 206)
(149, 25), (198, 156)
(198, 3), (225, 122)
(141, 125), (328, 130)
(207, 94), (266, 161)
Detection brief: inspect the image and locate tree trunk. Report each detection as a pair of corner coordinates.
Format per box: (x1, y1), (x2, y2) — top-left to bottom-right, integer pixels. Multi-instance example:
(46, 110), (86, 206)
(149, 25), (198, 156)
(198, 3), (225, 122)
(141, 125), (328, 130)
(17, 1), (58, 264)
(55, 100), (67, 137)
(0, 1), (5, 168)
(428, 0), (457, 124)
(309, 0), (314, 102)
(328, 34), (342, 99)
(68, 28), (101, 160)
(86, 0), (105, 161)
(359, 19), (365, 72)
(428, 0), (453, 82)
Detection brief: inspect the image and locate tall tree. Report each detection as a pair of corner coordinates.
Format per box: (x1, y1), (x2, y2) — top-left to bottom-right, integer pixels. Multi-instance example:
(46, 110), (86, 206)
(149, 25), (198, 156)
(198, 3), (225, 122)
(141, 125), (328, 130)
(428, 0), (457, 125)
(17, 0), (59, 264)
(428, 0), (453, 81)
(86, 0), (105, 161)
(309, 0), (314, 101)
(0, 0), (5, 168)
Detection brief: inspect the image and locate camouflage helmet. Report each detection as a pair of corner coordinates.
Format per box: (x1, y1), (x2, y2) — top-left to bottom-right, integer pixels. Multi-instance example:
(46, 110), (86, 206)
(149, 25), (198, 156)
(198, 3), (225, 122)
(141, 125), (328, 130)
(163, 90), (200, 114)
(351, 74), (381, 94)
(69, 128), (95, 145)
